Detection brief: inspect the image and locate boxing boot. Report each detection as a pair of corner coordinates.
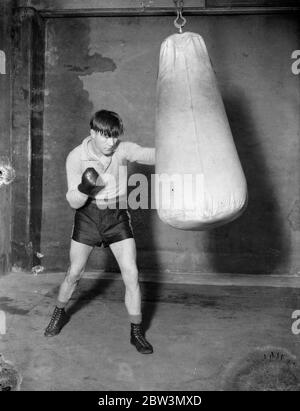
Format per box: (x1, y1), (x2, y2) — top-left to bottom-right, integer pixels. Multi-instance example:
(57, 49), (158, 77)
(44, 306), (70, 337)
(130, 323), (153, 354)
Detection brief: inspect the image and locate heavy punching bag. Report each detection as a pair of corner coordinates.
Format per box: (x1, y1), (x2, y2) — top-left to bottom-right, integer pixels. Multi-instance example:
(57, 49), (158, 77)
(155, 32), (247, 230)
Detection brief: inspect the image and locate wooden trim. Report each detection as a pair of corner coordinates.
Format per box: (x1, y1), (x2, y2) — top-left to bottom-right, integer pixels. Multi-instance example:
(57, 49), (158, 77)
(29, 11), (45, 269)
(16, 0), (205, 11)
(207, 0), (300, 6)
(14, 0), (300, 17)
(11, 7), (45, 270)
(9, 271), (300, 288)
(39, 6), (300, 17)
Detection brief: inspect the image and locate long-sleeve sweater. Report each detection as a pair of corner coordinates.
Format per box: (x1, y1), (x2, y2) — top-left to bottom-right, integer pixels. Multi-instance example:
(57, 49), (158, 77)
(66, 135), (155, 209)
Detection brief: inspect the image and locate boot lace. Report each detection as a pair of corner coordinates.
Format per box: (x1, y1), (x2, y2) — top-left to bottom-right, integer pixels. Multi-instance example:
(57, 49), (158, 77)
(47, 307), (63, 330)
(132, 325), (150, 347)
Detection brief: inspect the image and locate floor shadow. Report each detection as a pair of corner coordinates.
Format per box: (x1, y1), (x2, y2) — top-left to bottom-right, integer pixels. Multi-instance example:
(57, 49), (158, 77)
(67, 276), (117, 317)
(206, 88), (290, 274)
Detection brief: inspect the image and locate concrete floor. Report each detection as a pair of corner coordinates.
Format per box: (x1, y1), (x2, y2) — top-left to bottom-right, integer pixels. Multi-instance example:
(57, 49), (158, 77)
(0, 272), (300, 391)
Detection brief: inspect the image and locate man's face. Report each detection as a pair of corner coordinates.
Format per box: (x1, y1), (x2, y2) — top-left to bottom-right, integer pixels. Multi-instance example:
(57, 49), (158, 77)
(91, 130), (118, 156)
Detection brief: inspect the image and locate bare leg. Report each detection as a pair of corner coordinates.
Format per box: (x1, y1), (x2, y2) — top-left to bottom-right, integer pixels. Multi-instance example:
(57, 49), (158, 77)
(109, 238), (141, 320)
(57, 240), (93, 306)
(109, 238), (153, 354)
(44, 240), (93, 337)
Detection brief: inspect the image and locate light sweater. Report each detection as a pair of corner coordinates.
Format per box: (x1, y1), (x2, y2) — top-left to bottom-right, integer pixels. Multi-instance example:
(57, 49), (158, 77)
(66, 136), (155, 209)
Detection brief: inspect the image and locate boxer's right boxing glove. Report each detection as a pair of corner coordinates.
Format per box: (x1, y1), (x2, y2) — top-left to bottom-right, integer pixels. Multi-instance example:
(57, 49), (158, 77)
(78, 167), (105, 197)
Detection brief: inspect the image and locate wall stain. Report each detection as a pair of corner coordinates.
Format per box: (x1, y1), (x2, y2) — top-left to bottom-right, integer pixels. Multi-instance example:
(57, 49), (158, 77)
(42, 18), (118, 270)
(20, 87), (29, 100)
(64, 53), (117, 74)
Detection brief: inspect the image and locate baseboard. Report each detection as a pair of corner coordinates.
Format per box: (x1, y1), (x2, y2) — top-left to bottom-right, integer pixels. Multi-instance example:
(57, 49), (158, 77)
(5, 269), (300, 288)
(83, 270), (300, 288)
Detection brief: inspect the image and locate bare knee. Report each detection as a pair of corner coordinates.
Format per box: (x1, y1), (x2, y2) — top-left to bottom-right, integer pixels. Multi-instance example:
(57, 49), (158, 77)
(122, 266), (139, 290)
(65, 264), (84, 284)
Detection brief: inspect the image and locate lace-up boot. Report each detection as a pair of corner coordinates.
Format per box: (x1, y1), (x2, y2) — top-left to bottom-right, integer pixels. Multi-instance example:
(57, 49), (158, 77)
(44, 306), (70, 337)
(130, 323), (153, 354)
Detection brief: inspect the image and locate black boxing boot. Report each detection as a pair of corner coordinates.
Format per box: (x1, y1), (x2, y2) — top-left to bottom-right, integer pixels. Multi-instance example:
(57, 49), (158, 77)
(130, 323), (153, 354)
(44, 306), (70, 337)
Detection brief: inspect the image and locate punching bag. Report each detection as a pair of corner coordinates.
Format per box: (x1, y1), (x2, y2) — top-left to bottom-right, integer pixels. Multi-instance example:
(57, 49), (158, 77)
(155, 32), (247, 230)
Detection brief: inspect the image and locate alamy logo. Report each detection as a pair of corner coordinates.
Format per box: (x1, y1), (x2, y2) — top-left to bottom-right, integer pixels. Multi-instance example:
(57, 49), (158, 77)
(291, 310), (300, 335)
(95, 167), (205, 211)
(291, 50), (300, 75)
(0, 311), (6, 335)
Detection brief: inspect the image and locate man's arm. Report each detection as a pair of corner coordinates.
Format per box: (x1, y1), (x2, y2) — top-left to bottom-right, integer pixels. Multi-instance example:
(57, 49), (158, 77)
(65, 149), (88, 209)
(122, 141), (155, 165)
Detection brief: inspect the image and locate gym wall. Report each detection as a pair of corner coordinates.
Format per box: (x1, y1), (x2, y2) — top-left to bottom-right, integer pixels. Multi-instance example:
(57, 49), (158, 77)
(39, 13), (299, 275)
(4, 1), (299, 276)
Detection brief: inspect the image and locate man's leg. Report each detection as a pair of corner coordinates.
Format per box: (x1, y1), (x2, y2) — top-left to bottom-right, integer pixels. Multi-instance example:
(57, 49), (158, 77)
(109, 238), (153, 354)
(44, 240), (93, 337)
(57, 240), (93, 306)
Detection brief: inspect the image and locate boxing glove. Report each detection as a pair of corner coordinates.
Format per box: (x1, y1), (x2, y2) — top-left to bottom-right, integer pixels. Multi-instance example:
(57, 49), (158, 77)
(78, 167), (105, 197)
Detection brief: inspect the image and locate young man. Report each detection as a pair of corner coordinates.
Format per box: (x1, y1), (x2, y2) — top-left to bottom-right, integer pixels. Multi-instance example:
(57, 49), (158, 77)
(44, 110), (155, 354)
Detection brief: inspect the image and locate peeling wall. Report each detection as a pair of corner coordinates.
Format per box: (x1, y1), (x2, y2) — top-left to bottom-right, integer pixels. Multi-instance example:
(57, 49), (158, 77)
(41, 14), (300, 275)
(0, 1), (13, 276)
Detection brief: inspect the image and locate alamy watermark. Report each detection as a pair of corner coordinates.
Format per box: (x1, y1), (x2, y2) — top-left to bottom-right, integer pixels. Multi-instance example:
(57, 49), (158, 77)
(0, 310), (6, 335)
(96, 167), (206, 211)
(291, 50), (300, 75)
(291, 310), (300, 335)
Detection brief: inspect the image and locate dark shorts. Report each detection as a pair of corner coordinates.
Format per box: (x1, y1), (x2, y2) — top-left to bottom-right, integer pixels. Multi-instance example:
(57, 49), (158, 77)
(72, 201), (134, 248)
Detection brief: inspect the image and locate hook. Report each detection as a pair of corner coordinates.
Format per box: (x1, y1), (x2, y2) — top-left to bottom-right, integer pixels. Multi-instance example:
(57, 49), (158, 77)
(173, 0), (186, 33)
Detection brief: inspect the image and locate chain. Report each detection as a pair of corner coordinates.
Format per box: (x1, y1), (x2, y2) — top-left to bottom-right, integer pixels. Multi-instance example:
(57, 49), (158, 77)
(173, 0), (184, 10)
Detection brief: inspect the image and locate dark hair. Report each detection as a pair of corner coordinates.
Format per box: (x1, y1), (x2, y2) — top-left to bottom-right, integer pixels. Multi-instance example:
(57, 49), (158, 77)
(90, 110), (123, 138)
